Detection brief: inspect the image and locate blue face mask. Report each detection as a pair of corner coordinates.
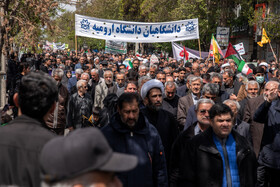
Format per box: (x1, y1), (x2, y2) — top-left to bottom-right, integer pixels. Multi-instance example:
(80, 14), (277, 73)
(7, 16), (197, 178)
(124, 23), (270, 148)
(256, 76), (264, 84)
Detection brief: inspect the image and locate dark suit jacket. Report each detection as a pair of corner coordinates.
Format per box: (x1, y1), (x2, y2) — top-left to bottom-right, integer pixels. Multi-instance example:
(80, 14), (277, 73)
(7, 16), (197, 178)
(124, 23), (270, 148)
(177, 94), (194, 128)
(176, 85), (189, 97)
(243, 95), (265, 156)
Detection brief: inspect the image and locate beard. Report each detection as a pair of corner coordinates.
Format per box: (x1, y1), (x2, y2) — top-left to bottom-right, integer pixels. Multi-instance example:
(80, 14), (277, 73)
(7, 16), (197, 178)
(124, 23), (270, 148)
(147, 100), (162, 112)
(105, 80), (112, 85)
(120, 116), (138, 128)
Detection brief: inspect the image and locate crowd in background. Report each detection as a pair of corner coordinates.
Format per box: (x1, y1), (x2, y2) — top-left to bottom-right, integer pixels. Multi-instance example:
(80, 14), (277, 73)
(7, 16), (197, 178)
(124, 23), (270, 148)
(1, 48), (280, 187)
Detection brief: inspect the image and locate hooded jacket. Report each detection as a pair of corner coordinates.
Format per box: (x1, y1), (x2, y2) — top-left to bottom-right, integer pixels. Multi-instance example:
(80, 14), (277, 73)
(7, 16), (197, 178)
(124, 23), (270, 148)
(102, 112), (168, 187)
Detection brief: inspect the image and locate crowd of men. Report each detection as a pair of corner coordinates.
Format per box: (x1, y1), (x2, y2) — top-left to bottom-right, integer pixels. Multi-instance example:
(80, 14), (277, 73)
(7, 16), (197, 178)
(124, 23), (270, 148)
(1, 49), (280, 186)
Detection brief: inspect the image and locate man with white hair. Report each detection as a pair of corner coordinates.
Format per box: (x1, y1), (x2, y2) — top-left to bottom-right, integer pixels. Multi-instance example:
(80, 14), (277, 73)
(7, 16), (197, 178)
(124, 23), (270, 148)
(254, 80), (280, 186)
(70, 72), (91, 95)
(223, 99), (251, 144)
(177, 76), (203, 129)
(89, 68), (104, 102)
(67, 79), (93, 130)
(238, 80), (259, 120)
(138, 65), (147, 77)
(170, 98), (214, 186)
(94, 70), (117, 108)
(45, 69), (69, 135)
(67, 68), (83, 93)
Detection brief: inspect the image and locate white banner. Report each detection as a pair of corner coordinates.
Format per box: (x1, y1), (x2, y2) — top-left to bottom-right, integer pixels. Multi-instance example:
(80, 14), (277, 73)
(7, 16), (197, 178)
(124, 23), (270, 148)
(234, 42), (245, 55)
(75, 14), (199, 43)
(105, 40), (127, 54)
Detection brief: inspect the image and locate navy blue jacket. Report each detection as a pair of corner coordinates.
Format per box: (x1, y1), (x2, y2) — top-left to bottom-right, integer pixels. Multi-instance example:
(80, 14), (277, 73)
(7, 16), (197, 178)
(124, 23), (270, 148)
(254, 99), (280, 169)
(102, 112), (168, 187)
(67, 76), (77, 93)
(176, 85), (188, 97)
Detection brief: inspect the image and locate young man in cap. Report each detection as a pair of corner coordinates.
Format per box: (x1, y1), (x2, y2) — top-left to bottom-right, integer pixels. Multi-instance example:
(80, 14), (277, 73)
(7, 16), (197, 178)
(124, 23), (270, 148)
(102, 93), (168, 187)
(40, 128), (137, 187)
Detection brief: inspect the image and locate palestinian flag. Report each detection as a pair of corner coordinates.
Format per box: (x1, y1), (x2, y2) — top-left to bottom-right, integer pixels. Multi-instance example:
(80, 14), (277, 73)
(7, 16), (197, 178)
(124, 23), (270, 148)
(123, 58), (133, 70)
(224, 43), (252, 75)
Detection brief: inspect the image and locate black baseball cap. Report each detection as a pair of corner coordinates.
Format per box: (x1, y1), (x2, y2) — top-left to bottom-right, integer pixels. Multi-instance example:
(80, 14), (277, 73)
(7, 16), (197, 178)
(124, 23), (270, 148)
(40, 128), (138, 183)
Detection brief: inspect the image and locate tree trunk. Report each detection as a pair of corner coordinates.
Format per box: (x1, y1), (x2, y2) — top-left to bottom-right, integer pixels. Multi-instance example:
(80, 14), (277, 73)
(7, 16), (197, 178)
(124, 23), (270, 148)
(0, 6), (7, 107)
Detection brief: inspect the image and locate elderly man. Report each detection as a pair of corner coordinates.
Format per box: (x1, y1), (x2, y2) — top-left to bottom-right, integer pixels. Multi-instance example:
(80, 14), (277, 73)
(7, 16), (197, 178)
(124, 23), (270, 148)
(94, 70), (117, 108)
(102, 93), (168, 187)
(140, 79), (179, 171)
(177, 103), (257, 186)
(147, 64), (157, 79)
(243, 81), (277, 157)
(138, 65), (148, 77)
(163, 67), (172, 76)
(70, 72), (91, 95)
(115, 72), (127, 96)
(67, 80), (93, 130)
(177, 76), (203, 129)
(238, 80), (259, 120)
(163, 81), (179, 118)
(67, 68), (83, 93)
(0, 72), (57, 186)
(170, 99), (214, 186)
(74, 56), (86, 70)
(46, 69), (69, 135)
(89, 68), (104, 102)
(183, 83), (220, 130)
(254, 81), (280, 186)
(40, 128), (137, 187)
(223, 99), (251, 144)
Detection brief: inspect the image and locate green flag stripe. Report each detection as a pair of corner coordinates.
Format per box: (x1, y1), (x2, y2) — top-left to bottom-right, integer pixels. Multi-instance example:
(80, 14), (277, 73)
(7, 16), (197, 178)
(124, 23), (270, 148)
(227, 55), (241, 66)
(237, 60), (246, 72)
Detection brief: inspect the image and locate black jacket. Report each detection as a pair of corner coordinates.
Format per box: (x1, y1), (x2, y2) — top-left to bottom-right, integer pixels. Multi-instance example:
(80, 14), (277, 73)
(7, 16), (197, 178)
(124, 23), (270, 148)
(254, 99), (280, 169)
(177, 127), (257, 187)
(0, 115), (56, 187)
(102, 113), (168, 187)
(141, 107), (179, 170)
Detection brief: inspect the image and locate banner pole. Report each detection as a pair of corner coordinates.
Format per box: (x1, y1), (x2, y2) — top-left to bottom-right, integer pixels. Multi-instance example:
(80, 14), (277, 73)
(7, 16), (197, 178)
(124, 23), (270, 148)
(198, 39), (202, 59)
(269, 41), (277, 63)
(75, 35), (78, 58)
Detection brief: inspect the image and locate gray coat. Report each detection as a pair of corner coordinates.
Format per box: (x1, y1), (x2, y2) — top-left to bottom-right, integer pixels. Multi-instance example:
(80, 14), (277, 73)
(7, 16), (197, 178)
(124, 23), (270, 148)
(177, 94), (194, 128)
(243, 95), (265, 156)
(94, 81), (117, 109)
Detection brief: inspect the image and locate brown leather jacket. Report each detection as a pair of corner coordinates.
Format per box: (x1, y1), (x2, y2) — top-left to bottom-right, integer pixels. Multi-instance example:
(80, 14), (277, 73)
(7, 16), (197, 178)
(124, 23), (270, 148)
(46, 83), (69, 132)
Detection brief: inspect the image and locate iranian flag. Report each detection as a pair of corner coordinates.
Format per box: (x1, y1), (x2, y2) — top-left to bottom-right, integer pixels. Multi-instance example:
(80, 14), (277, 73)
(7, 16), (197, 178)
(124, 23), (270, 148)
(224, 43), (252, 75)
(123, 58), (133, 70)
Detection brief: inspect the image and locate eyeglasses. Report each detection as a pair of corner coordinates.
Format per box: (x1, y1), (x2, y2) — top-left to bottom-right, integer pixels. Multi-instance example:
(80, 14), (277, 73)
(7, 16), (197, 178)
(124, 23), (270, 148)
(83, 86), (88, 88)
(199, 109), (209, 114)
